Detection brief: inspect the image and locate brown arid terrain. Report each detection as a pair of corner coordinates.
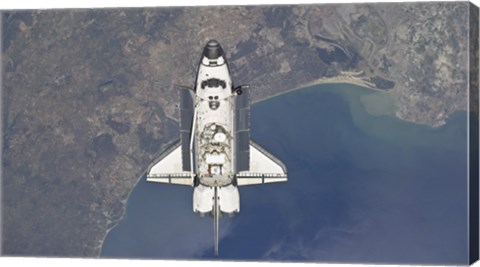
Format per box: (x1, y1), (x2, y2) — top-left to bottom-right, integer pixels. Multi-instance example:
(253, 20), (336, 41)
(1, 3), (478, 256)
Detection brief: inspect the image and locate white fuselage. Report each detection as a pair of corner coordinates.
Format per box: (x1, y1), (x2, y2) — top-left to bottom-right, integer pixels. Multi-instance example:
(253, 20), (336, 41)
(146, 40), (287, 256)
(192, 53), (240, 215)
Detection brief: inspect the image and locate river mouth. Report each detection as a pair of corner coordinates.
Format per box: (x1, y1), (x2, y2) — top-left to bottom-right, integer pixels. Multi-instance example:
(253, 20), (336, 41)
(101, 83), (468, 264)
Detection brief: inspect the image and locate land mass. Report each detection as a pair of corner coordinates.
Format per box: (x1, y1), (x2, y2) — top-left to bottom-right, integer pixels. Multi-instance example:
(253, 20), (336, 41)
(2, 3), (477, 257)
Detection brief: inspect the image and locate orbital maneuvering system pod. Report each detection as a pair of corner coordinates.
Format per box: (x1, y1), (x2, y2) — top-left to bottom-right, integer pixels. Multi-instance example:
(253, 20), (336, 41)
(146, 40), (288, 257)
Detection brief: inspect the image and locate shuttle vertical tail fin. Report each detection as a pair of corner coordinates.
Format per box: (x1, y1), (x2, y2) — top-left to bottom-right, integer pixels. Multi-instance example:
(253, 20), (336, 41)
(214, 186), (219, 257)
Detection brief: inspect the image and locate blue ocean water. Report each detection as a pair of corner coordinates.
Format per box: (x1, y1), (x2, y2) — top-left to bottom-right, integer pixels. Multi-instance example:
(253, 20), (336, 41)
(101, 84), (468, 264)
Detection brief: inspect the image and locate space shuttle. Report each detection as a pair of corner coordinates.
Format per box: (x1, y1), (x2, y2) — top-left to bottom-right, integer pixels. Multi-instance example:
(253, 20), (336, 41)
(146, 40), (287, 257)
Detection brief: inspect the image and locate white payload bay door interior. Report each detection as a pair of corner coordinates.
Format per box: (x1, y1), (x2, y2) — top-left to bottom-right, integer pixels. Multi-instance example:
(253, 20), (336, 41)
(236, 141), (288, 186)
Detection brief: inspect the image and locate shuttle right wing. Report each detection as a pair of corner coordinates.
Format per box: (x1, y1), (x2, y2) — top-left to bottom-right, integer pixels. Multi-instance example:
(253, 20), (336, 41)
(147, 88), (195, 186)
(236, 141), (288, 186)
(147, 139), (193, 186)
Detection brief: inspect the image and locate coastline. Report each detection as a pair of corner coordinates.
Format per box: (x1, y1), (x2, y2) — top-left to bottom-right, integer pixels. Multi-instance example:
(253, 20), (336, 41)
(96, 76), (385, 256)
(96, 173), (146, 257)
(251, 74), (386, 105)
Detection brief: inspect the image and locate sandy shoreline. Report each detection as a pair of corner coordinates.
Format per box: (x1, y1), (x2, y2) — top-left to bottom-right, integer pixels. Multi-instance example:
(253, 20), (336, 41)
(251, 74), (385, 105)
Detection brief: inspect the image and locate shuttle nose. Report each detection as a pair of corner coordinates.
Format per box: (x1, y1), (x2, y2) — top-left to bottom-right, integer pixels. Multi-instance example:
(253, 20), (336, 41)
(203, 39), (224, 59)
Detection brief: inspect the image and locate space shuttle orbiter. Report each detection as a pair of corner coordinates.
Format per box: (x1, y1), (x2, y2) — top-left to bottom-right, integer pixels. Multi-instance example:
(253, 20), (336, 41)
(146, 40), (287, 257)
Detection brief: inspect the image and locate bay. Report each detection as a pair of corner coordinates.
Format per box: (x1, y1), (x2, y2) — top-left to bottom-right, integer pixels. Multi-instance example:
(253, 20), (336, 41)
(101, 83), (468, 264)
